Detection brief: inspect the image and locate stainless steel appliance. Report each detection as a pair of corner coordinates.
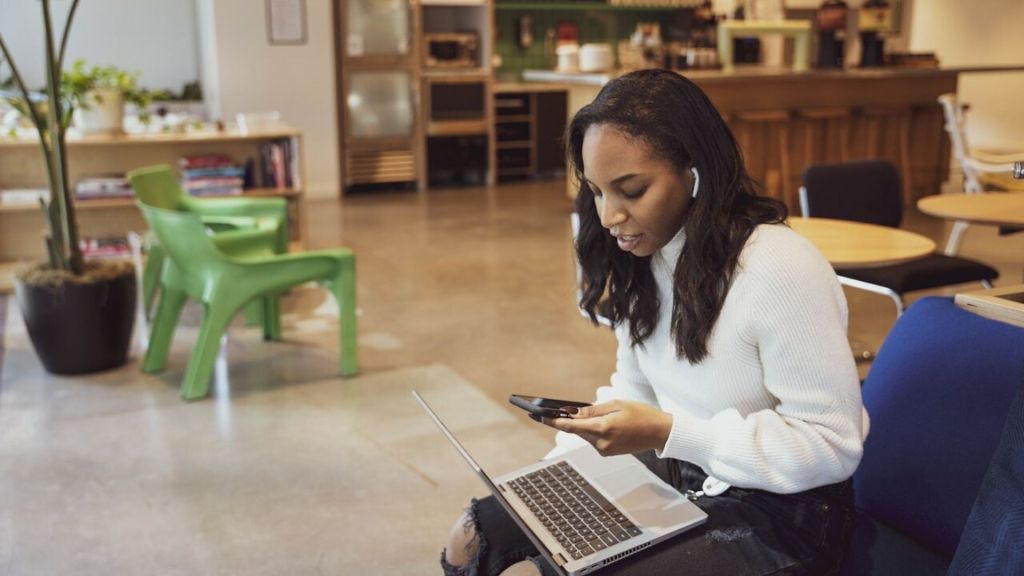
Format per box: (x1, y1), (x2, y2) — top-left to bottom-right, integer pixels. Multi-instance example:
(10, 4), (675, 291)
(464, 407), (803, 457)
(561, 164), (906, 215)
(342, 0), (418, 190)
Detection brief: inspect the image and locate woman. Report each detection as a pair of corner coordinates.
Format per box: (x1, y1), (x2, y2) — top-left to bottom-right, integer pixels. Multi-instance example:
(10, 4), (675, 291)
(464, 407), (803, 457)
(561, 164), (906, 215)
(442, 69), (868, 576)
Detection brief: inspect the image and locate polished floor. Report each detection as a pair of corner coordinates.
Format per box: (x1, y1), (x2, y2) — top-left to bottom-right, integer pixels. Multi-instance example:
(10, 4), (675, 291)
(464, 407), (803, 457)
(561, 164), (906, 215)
(1, 179), (1021, 575)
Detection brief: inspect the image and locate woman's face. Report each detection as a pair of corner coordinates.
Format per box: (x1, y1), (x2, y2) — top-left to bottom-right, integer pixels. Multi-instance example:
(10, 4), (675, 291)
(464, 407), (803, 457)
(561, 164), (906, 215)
(582, 124), (693, 257)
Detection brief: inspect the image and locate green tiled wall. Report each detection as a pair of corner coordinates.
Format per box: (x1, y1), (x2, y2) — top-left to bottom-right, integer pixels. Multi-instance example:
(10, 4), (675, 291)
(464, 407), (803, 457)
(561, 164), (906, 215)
(494, 6), (689, 79)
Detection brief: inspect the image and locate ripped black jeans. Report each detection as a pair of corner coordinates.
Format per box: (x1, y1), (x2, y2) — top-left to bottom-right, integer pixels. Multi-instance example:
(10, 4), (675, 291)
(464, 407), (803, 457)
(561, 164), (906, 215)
(441, 451), (855, 576)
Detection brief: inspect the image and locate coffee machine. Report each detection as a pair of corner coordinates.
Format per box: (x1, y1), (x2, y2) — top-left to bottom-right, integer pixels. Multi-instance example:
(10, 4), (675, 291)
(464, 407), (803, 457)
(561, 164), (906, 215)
(858, 0), (892, 68)
(815, 1), (847, 68)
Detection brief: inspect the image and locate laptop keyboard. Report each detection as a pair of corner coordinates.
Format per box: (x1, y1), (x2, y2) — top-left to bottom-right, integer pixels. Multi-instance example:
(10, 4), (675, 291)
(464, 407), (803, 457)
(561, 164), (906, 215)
(506, 461), (644, 560)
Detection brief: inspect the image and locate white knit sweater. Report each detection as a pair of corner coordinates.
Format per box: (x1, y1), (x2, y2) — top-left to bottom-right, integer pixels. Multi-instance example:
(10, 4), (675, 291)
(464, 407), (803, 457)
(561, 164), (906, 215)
(552, 223), (869, 495)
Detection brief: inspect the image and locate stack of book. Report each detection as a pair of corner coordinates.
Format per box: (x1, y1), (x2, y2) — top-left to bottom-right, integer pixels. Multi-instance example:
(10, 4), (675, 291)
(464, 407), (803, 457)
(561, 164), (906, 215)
(179, 154), (245, 196)
(75, 176), (133, 201)
(259, 139), (295, 190)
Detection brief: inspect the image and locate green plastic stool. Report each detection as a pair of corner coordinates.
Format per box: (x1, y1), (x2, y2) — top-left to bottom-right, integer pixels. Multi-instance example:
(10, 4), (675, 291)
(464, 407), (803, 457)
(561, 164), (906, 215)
(135, 203), (357, 401)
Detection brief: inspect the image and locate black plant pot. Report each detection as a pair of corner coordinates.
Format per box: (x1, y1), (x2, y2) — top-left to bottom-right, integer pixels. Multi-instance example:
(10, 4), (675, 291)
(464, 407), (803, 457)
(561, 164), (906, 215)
(15, 272), (136, 375)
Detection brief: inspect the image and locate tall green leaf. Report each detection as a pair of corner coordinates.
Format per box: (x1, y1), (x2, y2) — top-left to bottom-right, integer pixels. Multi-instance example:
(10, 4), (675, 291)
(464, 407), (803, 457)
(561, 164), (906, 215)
(0, 0), (82, 273)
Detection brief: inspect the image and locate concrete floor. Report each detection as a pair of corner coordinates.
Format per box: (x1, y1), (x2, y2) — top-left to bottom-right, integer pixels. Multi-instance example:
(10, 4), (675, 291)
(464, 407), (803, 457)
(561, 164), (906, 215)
(0, 179), (1021, 574)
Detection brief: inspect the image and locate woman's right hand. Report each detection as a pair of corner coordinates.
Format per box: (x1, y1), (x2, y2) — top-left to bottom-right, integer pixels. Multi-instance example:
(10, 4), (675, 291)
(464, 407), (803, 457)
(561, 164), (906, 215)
(544, 400), (673, 457)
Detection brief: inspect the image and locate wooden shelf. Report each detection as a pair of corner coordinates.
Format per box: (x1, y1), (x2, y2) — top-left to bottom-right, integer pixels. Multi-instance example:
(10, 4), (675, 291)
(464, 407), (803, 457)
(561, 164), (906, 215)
(497, 167), (534, 176)
(238, 187), (304, 199)
(413, 0), (496, 189)
(0, 130), (307, 262)
(495, 2), (689, 11)
(421, 69), (489, 80)
(427, 119), (489, 137)
(494, 90), (567, 182)
(495, 114), (533, 123)
(422, 0), (487, 5)
(0, 129), (301, 149)
(0, 188), (303, 214)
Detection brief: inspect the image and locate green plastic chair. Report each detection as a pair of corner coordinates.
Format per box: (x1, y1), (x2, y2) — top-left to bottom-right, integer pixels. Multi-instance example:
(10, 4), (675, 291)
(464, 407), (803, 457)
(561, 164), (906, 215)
(126, 165), (290, 317)
(135, 202), (358, 401)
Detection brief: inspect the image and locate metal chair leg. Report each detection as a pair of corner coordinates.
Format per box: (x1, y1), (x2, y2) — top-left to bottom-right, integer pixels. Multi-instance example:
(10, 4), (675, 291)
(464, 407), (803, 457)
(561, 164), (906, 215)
(944, 220), (970, 256)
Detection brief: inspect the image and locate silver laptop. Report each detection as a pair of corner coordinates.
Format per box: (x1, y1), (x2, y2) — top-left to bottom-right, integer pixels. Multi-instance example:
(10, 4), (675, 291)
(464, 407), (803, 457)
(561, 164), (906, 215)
(413, 391), (707, 576)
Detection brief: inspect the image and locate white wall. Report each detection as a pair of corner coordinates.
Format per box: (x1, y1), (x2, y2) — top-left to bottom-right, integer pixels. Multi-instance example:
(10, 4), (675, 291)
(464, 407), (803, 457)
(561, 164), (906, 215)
(909, 0), (1024, 151)
(0, 0), (199, 93)
(197, 0), (339, 199)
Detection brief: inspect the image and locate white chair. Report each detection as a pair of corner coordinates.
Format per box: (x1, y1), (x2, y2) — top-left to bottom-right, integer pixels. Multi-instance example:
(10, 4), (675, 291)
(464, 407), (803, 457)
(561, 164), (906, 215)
(937, 93), (1024, 255)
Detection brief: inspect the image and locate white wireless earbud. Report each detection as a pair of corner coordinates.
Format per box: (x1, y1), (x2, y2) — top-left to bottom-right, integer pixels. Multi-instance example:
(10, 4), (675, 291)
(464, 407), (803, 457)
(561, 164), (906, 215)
(690, 167), (700, 199)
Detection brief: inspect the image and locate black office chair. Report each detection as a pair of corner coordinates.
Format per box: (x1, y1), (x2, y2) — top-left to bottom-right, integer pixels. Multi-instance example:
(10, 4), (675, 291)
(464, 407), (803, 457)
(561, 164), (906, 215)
(799, 161), (997, 316)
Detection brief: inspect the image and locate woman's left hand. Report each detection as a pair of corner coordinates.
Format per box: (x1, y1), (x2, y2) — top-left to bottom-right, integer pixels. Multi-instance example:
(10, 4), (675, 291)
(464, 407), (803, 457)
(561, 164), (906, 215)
(544, 400), (674, 456)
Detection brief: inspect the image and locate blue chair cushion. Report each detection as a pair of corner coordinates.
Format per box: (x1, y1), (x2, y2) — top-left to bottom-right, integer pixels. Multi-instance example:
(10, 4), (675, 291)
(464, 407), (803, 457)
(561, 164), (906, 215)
(854, 297), (1024, 557)
(839, 511), (949, 576)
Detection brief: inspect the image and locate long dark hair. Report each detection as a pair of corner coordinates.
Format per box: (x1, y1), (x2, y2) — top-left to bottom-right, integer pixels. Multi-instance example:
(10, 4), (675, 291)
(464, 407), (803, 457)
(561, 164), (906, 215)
(568, 69), (787, 363)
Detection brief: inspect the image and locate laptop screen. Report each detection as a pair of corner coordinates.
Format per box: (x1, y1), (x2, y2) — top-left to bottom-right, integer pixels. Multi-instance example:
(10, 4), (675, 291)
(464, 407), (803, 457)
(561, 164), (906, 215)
(412, 390), (566, 575)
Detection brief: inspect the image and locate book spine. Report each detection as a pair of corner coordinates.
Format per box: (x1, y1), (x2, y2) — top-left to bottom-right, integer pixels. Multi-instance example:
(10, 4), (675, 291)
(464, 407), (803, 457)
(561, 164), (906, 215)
(271, 144), (286, 190)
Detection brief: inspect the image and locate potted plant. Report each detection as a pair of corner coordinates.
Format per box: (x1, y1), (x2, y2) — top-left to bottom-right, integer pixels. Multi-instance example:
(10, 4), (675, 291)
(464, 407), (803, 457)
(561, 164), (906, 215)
(0, 0), (136, 375)
(62, 59), (151, 134)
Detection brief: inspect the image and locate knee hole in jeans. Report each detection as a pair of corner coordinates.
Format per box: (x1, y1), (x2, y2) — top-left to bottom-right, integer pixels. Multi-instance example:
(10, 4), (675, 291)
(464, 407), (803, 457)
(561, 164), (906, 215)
(441, 499), (488, 576)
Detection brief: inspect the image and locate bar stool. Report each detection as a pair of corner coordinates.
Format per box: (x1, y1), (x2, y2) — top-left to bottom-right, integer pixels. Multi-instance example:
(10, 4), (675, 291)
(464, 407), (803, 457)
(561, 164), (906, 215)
(733, 110), (794, 208)
(857, 106), (914, 202)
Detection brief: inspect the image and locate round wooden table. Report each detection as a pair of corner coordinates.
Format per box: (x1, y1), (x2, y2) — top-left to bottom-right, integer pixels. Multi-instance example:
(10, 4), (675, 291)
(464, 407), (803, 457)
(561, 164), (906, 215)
(917, 193), (1024, 227)
(788, 217), (936, 269)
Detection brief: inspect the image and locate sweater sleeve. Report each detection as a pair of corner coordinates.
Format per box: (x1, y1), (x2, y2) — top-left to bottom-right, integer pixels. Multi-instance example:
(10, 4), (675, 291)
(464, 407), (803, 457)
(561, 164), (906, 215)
(547, 322), (661, 459)
(657, 229), (868, 493)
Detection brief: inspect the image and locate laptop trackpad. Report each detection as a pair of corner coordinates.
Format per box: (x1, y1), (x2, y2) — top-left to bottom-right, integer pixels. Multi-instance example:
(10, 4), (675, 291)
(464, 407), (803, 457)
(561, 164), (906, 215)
(595, 468), (697, 529)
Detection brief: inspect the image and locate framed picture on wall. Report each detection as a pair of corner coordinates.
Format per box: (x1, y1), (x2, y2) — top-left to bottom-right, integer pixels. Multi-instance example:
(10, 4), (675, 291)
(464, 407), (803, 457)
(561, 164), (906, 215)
(266, 0), (307, 45)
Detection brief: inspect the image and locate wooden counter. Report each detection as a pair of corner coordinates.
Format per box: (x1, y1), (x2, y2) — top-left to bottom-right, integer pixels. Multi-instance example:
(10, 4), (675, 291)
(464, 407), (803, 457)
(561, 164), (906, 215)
(522, 65), (1024, 87)
(521, 65), (1024, 208)
(493, 82), (574, 94)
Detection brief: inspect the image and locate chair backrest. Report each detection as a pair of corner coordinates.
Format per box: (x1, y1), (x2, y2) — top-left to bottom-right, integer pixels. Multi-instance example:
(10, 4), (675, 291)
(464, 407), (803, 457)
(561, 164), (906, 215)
(937, 93), (984, 194)
(801, 161), (903, 228)
(135, 203), (229, 281)
(854, 297), (1024, 558)
(126, 165), (188, 211)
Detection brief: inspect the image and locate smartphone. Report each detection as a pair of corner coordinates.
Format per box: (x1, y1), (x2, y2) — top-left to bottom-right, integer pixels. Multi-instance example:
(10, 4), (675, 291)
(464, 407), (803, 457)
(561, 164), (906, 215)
(509, 394), (592, 422)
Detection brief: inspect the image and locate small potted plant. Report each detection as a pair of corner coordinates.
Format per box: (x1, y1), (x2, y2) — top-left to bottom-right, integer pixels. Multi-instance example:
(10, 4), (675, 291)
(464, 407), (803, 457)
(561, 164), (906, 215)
(0, 0), (136, 375)
(62, 59), (151, 134)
